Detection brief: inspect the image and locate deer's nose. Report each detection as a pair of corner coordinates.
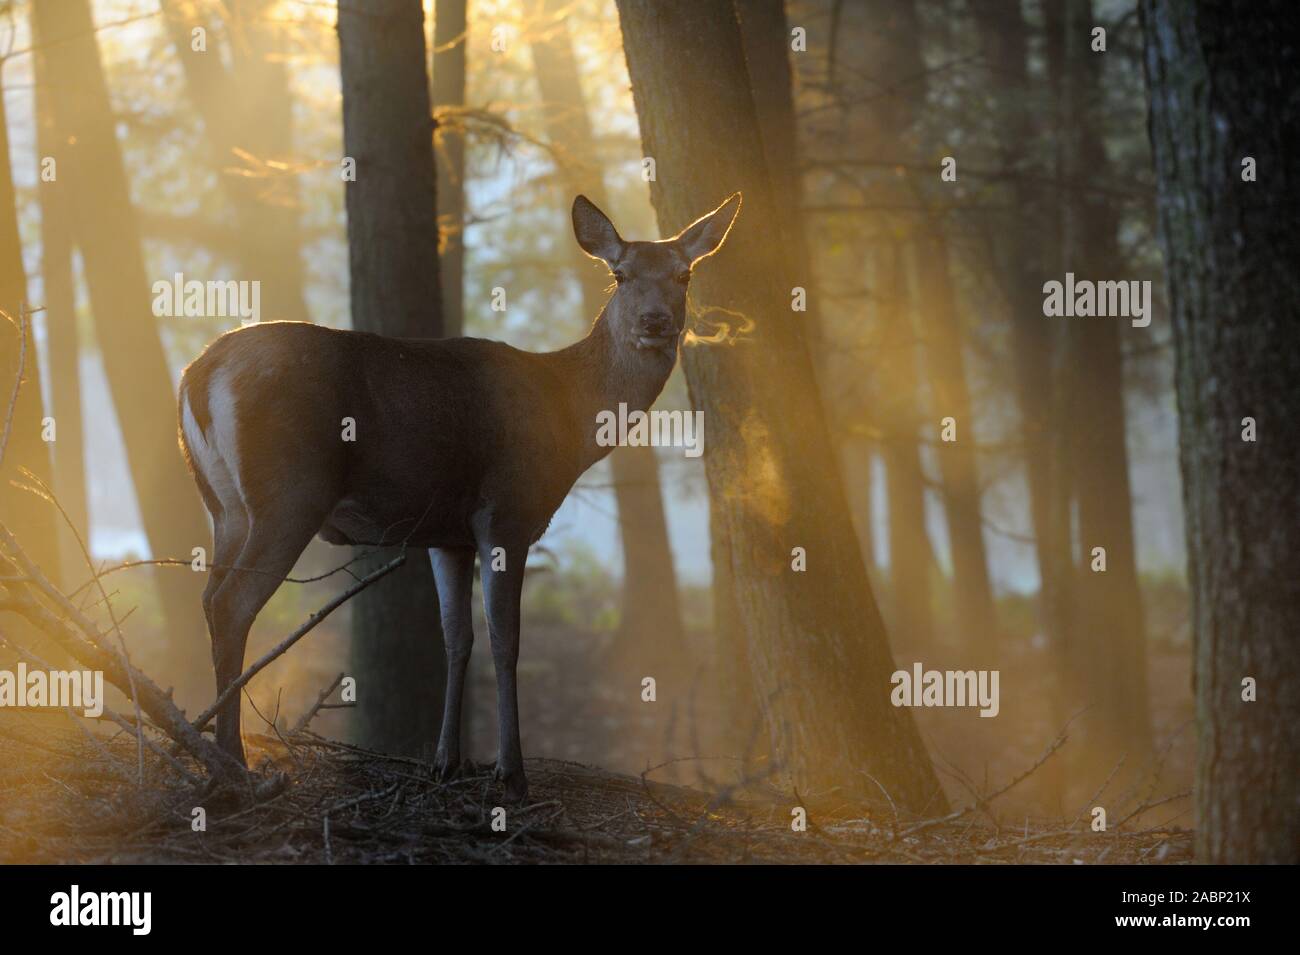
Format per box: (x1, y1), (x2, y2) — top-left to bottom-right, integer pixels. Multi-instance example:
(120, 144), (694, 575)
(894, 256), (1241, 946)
(639, 311), (673, 336)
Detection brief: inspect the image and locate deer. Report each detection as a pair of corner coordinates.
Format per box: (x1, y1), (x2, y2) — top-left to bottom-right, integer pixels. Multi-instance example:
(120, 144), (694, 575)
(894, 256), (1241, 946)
(177, 192), (741, 801)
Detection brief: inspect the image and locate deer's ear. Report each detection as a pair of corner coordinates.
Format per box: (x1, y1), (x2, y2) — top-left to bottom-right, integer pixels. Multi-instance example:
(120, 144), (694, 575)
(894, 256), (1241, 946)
(572, 195), (625, 265)
(675, 192), (741, 264)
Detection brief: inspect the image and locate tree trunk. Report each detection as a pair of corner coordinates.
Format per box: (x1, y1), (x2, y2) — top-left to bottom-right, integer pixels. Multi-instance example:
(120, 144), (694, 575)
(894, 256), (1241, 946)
(33, 40), (88, 588)
(0, 62), (59, 583)
(878, 241), (935, 652)
(31, 0), (211, 692)
(911, 232), (998, 658)
(161, 0), (309, 325)
(966, 0), (1081, 804)
(432, 0), (467, 338)
(1141, 0), (1300, 864)
(1060, 0), (1152, 775)
(338, 0), (447, 758)
(848, 0), (937, 654)
(530, 1), (687, 677)
(615, 0), (945, 810)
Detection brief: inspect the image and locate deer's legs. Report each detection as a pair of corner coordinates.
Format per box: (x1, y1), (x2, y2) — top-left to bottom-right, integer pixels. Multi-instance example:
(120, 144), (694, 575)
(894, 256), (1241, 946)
(202, 508), (249, 641)
(476, 534), (528, 802)
(207, 502), (326, 765)
(430, 546), (475, 780)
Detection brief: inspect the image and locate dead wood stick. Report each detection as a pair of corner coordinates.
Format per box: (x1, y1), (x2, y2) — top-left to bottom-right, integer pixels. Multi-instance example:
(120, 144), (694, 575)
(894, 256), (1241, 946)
(191, 553), (406, 734)
(15, 469), (147, 780)
(0, 628), (194, 783)
(291, 671), (346, 735)
(895, 727), (1070, 841)
(0, 307), (30, 468)
(0, 522), (241, 779)
(97, 708), (203, 785)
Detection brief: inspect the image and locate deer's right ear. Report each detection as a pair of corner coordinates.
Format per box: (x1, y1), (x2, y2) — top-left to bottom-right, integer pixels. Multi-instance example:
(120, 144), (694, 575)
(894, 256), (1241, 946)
(572, 195), (625, 266)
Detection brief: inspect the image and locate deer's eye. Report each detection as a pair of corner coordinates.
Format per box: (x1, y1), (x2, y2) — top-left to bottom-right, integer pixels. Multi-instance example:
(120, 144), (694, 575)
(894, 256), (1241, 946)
(675, 271), (691, 285)
(612, 269), (627, 284)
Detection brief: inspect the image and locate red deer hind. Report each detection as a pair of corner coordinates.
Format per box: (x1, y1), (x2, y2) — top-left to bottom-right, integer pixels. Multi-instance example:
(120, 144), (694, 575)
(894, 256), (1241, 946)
(178, 193), (741, 800)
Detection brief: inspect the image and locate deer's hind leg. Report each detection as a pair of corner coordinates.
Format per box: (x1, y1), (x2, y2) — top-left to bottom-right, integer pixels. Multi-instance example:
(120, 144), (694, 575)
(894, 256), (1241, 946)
(206, 484), (335, 766)
(202, 495), (250, 643)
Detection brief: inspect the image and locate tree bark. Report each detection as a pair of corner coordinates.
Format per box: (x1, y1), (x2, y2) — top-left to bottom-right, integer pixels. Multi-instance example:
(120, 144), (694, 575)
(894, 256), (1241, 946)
(33, 39), (88, 587)
(877, 241), (934, 652)
(1141, 0), (1300, 864)
(0, 62), (59, 583)
(338, 0), (446, 758)
(432, 0), (467, 337)
(848, 0), (937, 653)
(966, 0), (1081, 804)
(30, 0), (211, 689)
(615, 0), (945, 810)
(1060, 0), (1152, 774)
(161, 0), (309, 326)
(912, 232), (998, 658)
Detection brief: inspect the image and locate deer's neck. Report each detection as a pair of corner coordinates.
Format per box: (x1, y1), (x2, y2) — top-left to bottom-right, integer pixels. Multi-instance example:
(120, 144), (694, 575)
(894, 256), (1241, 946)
(550, 311), (674, 470)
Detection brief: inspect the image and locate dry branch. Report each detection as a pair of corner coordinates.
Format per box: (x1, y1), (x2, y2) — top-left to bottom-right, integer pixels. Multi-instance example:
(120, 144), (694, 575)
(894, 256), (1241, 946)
(190, 553), (405, 734)
(0, 522), (241, 779)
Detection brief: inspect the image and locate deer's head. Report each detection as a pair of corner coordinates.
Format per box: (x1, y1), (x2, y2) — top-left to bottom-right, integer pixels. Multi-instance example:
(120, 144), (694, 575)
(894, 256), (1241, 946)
(572, 193), (741, 362)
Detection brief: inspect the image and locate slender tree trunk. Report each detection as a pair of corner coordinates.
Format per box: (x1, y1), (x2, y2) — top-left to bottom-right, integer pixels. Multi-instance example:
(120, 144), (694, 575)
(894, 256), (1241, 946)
(970, 0), (1078, 802)
(912, 232), (998, 658)
(1061, 0), (1152, 774)
(530, 5), (687, 677)
(1141, 0), (1300, 864)
(339, 0), (446, 758)
(615, 0), (945, 810)
(735, 0), (812, 307)
(0, 62), (59, 583)
(161, 0), (309, 325)
(33, 42), (88, 587)
(0, 61), (59, 574)
(852, 0), (937, 653)
(31, 0), (211, 690)
(878, 241), (934, 651)
(432, 0), (467, 337)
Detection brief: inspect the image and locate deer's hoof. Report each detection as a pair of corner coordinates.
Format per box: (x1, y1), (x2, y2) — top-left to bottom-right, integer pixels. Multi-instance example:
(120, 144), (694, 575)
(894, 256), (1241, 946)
(431, 748), (460, 782)
(495, 763), (529, 804)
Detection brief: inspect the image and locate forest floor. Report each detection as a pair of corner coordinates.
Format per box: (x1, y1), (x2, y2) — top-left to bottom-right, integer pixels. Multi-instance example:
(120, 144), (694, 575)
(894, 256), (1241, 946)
(0, 718), (1192, 864)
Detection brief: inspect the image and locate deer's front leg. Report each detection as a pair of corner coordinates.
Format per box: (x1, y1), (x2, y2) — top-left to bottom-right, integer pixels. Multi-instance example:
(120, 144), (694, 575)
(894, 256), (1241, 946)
(430, 546), (475, 780)
(477, 533), (528, 803)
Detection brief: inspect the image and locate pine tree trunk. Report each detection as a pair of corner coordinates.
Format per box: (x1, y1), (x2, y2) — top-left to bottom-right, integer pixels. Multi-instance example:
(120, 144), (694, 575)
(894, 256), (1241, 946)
(1141, 0), (1300, 864)
(31, 0), (211, 693)
(339, 0), (446, 758)
(33, 41), (88, 588)
(877, 241), (935, 652)
(432, 0), (467, 338)
(911, 233), (998, 658)
(161, 0), (309, 325)
(615, 0), (945, 810)
(0, 65), (58, 582)
(1060, 0), (1152, 775)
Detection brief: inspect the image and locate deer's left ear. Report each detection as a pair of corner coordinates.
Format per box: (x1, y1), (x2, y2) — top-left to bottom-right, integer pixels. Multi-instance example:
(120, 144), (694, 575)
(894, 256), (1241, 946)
(675, 192), (742, 264)
(572, 195), (625, 265)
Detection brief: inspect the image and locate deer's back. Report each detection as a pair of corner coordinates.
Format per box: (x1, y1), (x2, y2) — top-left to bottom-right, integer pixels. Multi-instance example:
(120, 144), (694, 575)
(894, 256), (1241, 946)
(179, 321), (585, 549)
